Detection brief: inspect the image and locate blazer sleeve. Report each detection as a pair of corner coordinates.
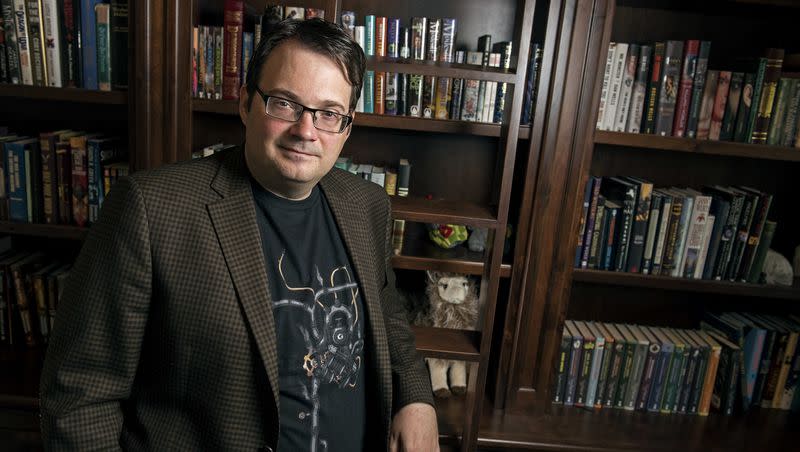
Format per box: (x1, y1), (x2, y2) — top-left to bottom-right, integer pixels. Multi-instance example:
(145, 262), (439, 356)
(40, 176), (153, 450)
(378, 197), (435, 412)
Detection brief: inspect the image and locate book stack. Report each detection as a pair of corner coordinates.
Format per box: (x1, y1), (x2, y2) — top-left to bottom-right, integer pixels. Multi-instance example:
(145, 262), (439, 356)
(596, 41), (799, 147)
(334, 156), (409, 198)
(554, 313), (800, 415)
(1, 128), (128, 227)
(575, 176), (776, 284)
(0, 250), (72, 347)
(0, 0), (129, 90)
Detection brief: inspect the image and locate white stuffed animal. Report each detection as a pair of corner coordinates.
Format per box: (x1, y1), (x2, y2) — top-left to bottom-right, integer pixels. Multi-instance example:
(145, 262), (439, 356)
(420, 271), (480, 398)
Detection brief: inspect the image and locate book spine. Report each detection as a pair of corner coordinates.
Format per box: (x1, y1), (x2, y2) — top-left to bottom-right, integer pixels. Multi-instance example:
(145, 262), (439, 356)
(40, 135), (58, 224)
(661, 345), (685, 413)
(425, 18), (439, 62)
(384, 72), (398, 115)
(374, 16), (386, 57)
(595, 336), (614, 408)
(564, 329), (583, 407)
(603, 43), (628, 131)
(688, 343), (709, 414)
(221, 0), (244, 100)
(733, 73), (755, 142)
(24, 0), (46, 86)
(12, 0), (33, 84)
(745, 58), (769, 143)
(110, 0), (127, 89)
(650, 195), (672, 275)
(386, 18), (399, 58)
(671, 195), (694, 277)
(725, 194), (755, 280)
(586, 334), (605, 407)
(635, 339), (659, 411)
(615, 339), (635, 409)
(575, 178), (594, 267)
(70, 139), (88, 227)
(681, 195), (712, 278)
(696, 70), (719, 140)
(694, 215), (716, 279)
(625, 182), (652, 273)
(603, 338), (625, 407)
(624, 341), (648, 410)
(613, 43), (638, 132)
(421, 74), (435, 118)
(686, 41), (711, 138)
(596, 42), (615, 130)
(364, 15), (375, 56)
(41, 0), (61, 87)
(374, 71), (385, 115)
(2, 0), (21, 83)
(552, 327), (572, 404)
(521, 44), (542, 125)
(659, 196), (684, 276)
(643, 42), (665, 134)
(781, 79), (800, 147)
(720, 72), (744, 141)
(767, 78), (791, 146)
(587, 195), (606, 269)
(410, 17), (425, 61)
(654, 40), (683, 136)
(87, 140), (101, 223)
(672, 40), (699, 137)
(95, 3), (111, 91)
(80, 0), (101, 89)
(439, 18), (455, 63)
(751, 49), (784, 144)
(575, 334), (595, 407)
(434, 77), (451, 120)
(641, 193), (663, 274)
(708, 71), (731, 141)
(713, 194), (743, 280)
(0, 10), (6, 83)
(213, 26), (223, 99)
(459, 79), (479, 121)
(602, 205), (619, 270)
(6, 143), (28, 222)
(738, 193), (772, 281)
(626, 45), (651, 133)
(363, 70), (375, 114)
(582, 177), (602, 269)
(747, 220), (776, 283)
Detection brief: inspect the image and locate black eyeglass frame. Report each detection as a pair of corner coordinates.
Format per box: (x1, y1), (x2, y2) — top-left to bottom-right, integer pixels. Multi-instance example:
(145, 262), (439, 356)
(253, 86), (354, 134)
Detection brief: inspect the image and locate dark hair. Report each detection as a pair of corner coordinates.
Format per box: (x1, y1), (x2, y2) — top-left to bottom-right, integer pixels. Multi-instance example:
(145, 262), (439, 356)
(244, 18), (366, 112)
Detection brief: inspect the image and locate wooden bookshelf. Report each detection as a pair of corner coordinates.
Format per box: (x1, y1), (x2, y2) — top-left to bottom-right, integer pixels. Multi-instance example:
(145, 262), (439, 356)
(365, 56), (518, 83)
(0, 223), (87, 241)
(391, 196), (499, 229)
(595, 130), (800, 163)
(0, 84), (128, 105)
(572, 269), (800, 301)
(0, 347), (42, 410)
(412, 326), (481, 361)
(393, 250), (512, 278)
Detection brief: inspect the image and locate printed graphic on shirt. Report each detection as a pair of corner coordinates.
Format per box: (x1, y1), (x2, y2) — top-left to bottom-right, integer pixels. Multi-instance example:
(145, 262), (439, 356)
(272, 250), (364, 452)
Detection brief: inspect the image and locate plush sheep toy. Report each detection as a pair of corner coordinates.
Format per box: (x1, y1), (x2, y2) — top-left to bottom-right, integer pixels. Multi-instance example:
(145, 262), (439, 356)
(421, 271), (480, 398)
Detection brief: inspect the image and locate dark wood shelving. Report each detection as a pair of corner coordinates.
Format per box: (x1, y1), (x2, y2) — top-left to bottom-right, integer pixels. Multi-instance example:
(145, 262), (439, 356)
(411, 326), (481, 362)
(391, 196), (498, 229)
(476, 403), (800, 452)
(572, 268), (800, 301)
(0, 84), (127, 105)
(594, 130), (800, 163)
(0, 347), (42, 410)
(366, 56), (518, 84)
(191, 100), (532, 139)
(392, 236), (511, 278)
(0, 223), (87, 241)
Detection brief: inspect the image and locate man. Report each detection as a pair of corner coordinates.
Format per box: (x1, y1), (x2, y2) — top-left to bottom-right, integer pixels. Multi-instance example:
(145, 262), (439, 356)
(40, 19), (438, 452)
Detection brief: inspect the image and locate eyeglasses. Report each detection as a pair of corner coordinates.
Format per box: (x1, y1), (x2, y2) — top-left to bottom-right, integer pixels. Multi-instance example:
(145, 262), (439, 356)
(254, 87), (353, 134)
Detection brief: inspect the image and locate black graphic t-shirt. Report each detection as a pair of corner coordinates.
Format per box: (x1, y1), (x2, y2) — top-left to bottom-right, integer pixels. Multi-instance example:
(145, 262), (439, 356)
(251, 181), (367, 452)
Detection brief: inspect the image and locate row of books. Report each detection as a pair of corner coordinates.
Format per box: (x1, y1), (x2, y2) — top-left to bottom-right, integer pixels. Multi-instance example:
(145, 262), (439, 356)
(554, 313), (800, 416)
(334, 156), (411, 198)
(0, 127), (128, 227)
(0, 0), (128, 90)
(191, 3), (324, 100)
(575, 176), (776, 284)
(0, 249), (72, 347)
(596, 41), (798, 147)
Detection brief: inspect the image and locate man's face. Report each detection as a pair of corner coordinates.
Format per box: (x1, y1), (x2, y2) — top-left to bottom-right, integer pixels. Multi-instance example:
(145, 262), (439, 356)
(240, 39), (353, 199)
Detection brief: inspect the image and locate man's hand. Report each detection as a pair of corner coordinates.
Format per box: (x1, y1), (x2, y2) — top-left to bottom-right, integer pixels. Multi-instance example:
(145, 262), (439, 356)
(390, 402), (440, 452)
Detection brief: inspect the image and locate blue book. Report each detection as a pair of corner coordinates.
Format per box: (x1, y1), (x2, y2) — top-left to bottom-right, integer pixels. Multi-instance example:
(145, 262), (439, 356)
(364, 70), (374, 113)
(721, 312), (766, 411)
(647, 327), (674, 412)
(81, 0), (104, 90)
(386, 18), (400, 58)
(5, 138), (38, 223)
(87, 137), (117, 223)
(241, 32), (253, 85)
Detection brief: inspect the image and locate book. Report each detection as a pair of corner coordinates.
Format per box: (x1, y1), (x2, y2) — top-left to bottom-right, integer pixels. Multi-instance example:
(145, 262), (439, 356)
(596, 42), (615, 130)
(573, 320), (596, 408)
(221, 0), (244, 100)
(552, 322), (574, 404)
(564, 320), (583, 407)
(600, 177), (637, 272)
(672, 40), (699, 137)
(686, 41), (712, 138)
(719, 72), (744, 141)
(80, 0), (103, 89)
(745, 57), (769, 143)
(95, 3), (111, 91)
(41, 0), (62, 87)
(580, 176), (602, 269)
(659, 328), (686, 413)
(614, 324), (637, 409)
(747, 220), (776, 283)
(5, 138), (37, 222)
(594, 323), (617, 409)
(1, 0), (21, 84)
(70, 134), (90, 226)
(725, 188), (758, 281)
(695, 70), (718, 140)
(585, 322), (607, 408)
(439, 18), (456, 63)
(603, 43), (628, 131)
(694, 330), (722, 416)
(680, 192), (711, 279)
(374, 71), (385, 115)
(767, 78), (793, 145)
(646, 327), (674, 412)
(397, 159), (410, 197)
(700, 194), (730, 280)
(587, 195), (606, 270)
(623, 177), (653, 273)
(425, 18), (440, 62)
(649, 190), (673, 275)
(750, 48), (785, 144)
(110, 0), (128, 89)
(24, 0), (47, 86)
(626, 45), (651, 133)
(654, 40), (683, 136)
(12, 0), (34, 85)
(602, 323), (627, 408)
(623, 325), (649, 411)
(733, 73), (756, 143)
(672, 329), (700, 414)
(658, 189), (684, 276)
(408, 74), (422, 117)
(669, 189), (694, 277)
(735, 187), (772, 282)
(410, 17), (426, 61)
(634, 326), (661, 411)
(708, 71), (731, 141)
(781, 79), (800, 147)
(374, 16), (386, 57)
(613, 43), (638, 132)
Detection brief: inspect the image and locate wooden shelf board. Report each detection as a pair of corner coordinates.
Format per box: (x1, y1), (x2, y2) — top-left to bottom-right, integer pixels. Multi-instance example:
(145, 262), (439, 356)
(0, 222), (87, 240)
(412, 326), (481, 361)
(366, 56), (519, 84)
(0, 347), (43, 410)
(391, 196), (499, 229)
(476, 403), (800, 452)
(0, 84), (127, 105)
(572, 269), (800, 301)
(393, 254), (511, 278)
(594, 130), (800, 163)
(191, 102), (532, 140)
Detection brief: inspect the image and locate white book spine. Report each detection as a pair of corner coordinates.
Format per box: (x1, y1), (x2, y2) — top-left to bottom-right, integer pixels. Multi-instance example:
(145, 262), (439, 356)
(694, 214), (716, 279)
(596, 42), (616, 130)
(12, 0), (34, 85)
(602, 43), (629, 131)
(680, 195), (712, 278)
(652, 197), (672, 271)
(613, 45), (638, 132)
(671, 195), (695, 277)
(42, 0), (62, 87)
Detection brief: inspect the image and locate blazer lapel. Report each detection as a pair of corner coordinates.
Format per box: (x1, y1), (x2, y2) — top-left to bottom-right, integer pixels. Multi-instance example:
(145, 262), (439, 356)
(206, 150), (281, 411)
(320, 172), (393, 429)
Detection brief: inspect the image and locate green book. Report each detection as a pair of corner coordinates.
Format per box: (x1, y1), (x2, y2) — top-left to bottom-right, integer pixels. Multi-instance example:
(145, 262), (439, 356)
(767, 78), (792, 146)
(745, 58), (768, 143)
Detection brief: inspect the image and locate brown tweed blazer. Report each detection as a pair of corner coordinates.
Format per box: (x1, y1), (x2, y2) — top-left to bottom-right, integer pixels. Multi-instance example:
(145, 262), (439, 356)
(39, 148), (433, 451)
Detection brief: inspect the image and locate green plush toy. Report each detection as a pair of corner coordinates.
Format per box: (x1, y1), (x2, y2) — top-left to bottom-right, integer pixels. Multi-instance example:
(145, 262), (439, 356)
(428, 223), (469, 249)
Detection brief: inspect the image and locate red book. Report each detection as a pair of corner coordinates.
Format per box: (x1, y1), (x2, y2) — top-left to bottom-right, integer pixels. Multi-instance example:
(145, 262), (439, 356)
(222, 0), (245, 100)
(375, 17), (387, 57)
(672, 40), (700, 137)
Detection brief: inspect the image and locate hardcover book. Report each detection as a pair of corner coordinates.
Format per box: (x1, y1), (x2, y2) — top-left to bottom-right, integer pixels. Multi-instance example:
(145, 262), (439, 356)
(672, 40), (699, 137)
(686, 41), (712, 138)
(720, 72), (744, 141)
(654, 40), (683, 136)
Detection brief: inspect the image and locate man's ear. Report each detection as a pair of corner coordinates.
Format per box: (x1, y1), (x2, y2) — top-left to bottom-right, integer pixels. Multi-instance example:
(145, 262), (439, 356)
(239, 84), (250, 126)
